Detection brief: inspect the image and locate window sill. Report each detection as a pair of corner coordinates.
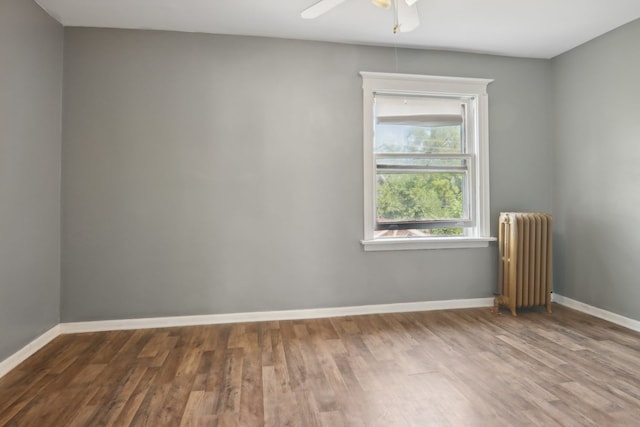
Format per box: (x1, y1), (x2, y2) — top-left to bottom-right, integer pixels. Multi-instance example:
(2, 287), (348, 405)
(361, 236), (496, 251)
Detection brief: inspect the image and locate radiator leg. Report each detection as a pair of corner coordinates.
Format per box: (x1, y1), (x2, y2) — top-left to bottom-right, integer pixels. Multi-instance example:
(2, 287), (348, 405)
(493, 296), (518, 316)
(546, 299), (552, 314)
(493, 296), (500, 315)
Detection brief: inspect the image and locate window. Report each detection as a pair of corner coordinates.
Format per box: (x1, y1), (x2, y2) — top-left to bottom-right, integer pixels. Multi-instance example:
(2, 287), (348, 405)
(360, 72), (494, 251)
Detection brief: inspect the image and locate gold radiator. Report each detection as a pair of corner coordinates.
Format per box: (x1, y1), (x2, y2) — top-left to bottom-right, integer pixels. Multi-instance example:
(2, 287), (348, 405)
(494, 212), (553, 316)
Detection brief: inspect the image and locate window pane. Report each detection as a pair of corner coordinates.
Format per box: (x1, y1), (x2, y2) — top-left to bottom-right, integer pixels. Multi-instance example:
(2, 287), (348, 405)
(376, 172), (466, 223)
(375, 124), (462, 154)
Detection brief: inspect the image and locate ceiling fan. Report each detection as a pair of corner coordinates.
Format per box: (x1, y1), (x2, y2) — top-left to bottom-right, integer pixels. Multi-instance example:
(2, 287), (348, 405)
(301, 0), (421, 34)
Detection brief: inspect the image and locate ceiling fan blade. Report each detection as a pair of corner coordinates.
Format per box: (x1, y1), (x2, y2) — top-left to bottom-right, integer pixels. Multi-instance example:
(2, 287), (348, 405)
(301, 0), (347, 19)
(397, 0), (420, 32)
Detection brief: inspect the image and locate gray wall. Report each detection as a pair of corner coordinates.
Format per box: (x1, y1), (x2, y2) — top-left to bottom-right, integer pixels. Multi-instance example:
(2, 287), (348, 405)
(0, 0), (63, 360)
(61, 28), (553, 321)
(552, 19), (640, 320)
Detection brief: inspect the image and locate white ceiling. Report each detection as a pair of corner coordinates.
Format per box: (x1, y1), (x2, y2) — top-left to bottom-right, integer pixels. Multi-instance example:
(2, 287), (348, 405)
(35, 0), (640, 58)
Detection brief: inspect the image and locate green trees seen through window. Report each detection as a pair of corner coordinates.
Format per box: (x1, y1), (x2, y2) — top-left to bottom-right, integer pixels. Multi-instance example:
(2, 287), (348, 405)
(375, 125), (464, 236)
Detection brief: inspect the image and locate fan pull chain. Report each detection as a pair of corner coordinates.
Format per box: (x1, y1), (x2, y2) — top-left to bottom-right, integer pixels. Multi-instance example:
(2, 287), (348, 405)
(394, 45), (399, 72)
(393, 0), (399, 33)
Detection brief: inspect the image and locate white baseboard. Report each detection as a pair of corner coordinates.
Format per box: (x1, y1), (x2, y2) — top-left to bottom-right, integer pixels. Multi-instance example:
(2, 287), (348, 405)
(5, 296), (638, 380)
(552, 294), (640, 333)
(0, 325), (61, 379)
(59, 297), (495, 334)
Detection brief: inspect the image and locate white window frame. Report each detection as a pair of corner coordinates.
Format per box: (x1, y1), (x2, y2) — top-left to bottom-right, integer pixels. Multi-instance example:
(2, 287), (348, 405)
(360, 72), (495, 251)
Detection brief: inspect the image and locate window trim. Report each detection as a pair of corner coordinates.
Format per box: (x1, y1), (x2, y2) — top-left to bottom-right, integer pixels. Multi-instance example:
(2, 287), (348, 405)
(360, 72), (495, 251)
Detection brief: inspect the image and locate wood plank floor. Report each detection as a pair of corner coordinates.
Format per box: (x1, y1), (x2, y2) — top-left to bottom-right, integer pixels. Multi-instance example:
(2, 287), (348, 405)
(2, 304), (640, 426)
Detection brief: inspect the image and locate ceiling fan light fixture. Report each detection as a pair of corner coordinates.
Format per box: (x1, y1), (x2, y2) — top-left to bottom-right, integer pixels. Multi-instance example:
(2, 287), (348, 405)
(405, 0), (418, 5)
(372, 0), (391, 9)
